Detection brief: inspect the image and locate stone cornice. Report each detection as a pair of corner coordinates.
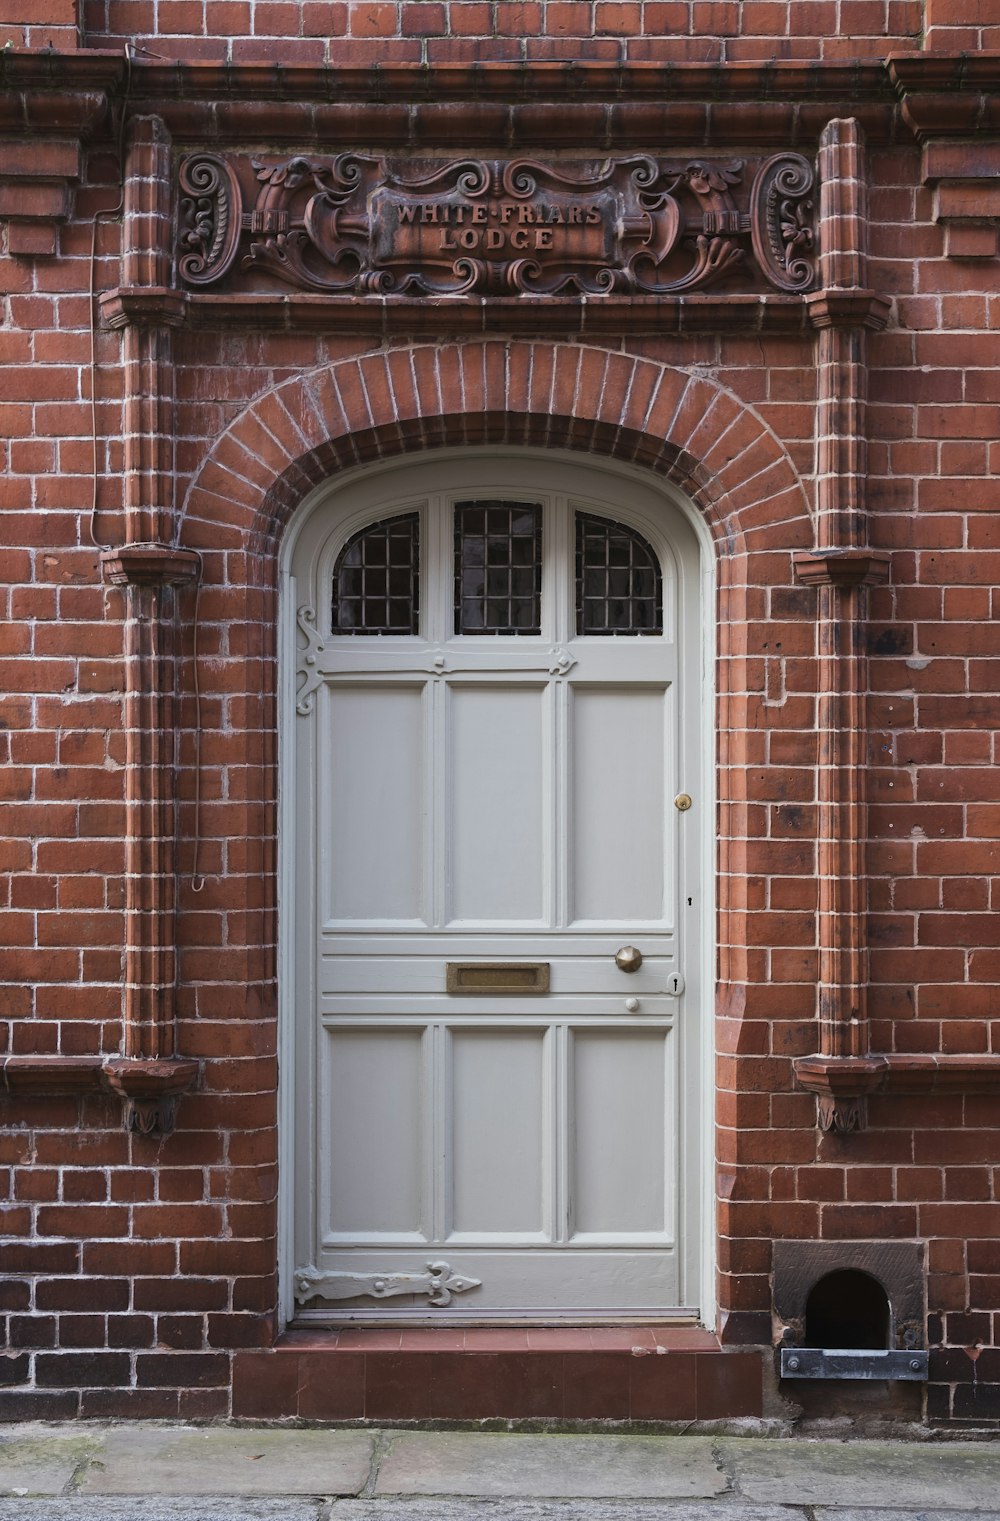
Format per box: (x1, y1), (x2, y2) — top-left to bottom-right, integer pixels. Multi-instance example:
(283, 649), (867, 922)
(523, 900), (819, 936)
(888, 51), (1000, 141)
(101, 289), (815, 338)
(0, 50), (899, 150)
(0, 49), (895, 103)
(2, 50), (998, 151)
(888, 52), (1000, 96)
(0, 87), (109, 135)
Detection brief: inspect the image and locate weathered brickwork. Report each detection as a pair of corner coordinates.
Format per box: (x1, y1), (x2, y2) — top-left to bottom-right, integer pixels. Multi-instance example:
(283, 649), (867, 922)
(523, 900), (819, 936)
(76, 0), (924, 64)
(1, 0), (1000, 1426)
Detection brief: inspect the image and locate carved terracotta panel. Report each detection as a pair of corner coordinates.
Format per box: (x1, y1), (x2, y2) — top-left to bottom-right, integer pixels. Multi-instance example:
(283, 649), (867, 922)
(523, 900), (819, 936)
(176, 151), (816, 298)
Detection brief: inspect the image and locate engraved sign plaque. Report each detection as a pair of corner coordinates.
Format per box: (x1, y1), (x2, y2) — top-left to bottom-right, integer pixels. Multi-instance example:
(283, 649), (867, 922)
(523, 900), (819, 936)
(177, 151), (816, 297)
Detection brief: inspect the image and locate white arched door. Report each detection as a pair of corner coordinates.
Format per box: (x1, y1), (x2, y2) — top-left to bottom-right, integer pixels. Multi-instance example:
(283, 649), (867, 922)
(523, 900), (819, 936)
(287, 452), (707, 1322)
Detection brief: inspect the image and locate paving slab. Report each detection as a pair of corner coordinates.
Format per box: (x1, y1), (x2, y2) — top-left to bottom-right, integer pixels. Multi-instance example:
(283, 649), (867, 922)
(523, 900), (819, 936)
(0, 1424), (102, 1497)
(333, 1501), (801, 1521)
(76, 1425), (374, 1497)
(0, 1503), (325, 1521)
(720, 1438), (1000, 1511)
(374, 1432), (729, 1500)
(817, 1511), (1000, 1521)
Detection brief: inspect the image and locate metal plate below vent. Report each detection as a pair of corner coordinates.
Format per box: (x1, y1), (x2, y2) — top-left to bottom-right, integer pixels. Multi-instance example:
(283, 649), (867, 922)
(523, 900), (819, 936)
(780, 1347), (928, 1381)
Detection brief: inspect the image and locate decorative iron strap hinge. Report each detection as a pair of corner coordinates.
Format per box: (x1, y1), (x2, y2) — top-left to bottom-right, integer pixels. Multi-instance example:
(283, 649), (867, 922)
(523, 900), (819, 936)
(294, 1260), (482, 1306)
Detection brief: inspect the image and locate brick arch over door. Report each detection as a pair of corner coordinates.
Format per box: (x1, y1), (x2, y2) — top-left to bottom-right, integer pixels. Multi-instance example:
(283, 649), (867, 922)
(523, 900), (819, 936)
(175, 340), (815, 1332)
(180, 341), (812, 557)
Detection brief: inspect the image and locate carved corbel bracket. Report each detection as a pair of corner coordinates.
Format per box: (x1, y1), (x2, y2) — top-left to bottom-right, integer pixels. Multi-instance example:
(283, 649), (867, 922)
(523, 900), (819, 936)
(101, 1058), (200, 1137)
(890, 55), (1000, 144)
(806, 290), (891, 330)
(0, 81), (107, 258)
(922, 140), (1000, 261)
(1, 1055), (200, 1137)
(792, 549), (891, 588)
(793, 1055), (886, 1134)
(794, 1053), (1000, 1135)
(99, 287), (190, 331)
(890, 61), (1000, 257)
(101, 543), (201, 586)
(0, 136), (83, 257)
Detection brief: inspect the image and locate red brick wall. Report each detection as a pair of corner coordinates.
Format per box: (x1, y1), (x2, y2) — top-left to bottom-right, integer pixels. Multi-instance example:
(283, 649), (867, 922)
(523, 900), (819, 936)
(2, 24), (1000, 1425)
(79, 0), (922, 62)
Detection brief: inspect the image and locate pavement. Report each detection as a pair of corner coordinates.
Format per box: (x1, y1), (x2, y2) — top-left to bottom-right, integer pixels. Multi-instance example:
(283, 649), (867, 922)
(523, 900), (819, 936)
(1, 1424), (1000, 1521)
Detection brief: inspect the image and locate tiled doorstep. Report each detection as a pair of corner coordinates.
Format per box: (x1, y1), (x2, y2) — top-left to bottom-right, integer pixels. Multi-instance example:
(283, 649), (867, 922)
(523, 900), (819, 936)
(232, 1331), (763, 1421)
(280, 1325), (720, 1352)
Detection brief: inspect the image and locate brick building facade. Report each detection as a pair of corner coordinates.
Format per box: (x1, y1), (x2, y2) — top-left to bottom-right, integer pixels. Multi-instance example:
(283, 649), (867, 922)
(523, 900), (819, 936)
(2, 0), (1000, 1426)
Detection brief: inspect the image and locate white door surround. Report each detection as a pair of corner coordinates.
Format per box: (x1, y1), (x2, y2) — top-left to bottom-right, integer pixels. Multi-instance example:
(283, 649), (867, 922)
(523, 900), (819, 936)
(278, 448), (715, 1326)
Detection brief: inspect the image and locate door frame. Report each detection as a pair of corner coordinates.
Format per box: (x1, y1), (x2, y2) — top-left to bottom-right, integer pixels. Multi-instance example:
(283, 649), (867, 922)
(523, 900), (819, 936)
(276, 445), (717, 1330)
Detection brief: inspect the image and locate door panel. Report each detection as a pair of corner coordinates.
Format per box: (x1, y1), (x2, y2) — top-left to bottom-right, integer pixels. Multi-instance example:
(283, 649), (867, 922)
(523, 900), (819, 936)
(570, 1028), (673, 1238)
(569, 685), (669, 924)
(322, 1027), (426, 1238)
(291, 455), (704, 1322)
(448, 684), (547, 923)
(324, 685), (426, 923)
(449, 1027), (549, 1236)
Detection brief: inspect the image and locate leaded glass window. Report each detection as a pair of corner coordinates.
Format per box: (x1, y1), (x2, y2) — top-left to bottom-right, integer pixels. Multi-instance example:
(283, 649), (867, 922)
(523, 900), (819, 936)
(575, 513), (662, 635)
(454, 500), (542, 635)
(331, 513), (419, 635)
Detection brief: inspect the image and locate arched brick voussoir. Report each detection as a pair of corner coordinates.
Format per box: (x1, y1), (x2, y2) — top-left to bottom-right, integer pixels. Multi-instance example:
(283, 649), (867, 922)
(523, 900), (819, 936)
(178, 342), (813, 558)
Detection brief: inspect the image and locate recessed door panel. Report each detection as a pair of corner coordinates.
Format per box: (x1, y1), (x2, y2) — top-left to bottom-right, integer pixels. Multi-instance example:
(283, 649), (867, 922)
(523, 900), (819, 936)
(448, 684), (546, 924)
(322, 1028), (426, 1238)
(324, 684), (425, 924)
(449, 1028), (548, 1237)
(570, 1029), (672, 1238)
(570, 686), (669, 925)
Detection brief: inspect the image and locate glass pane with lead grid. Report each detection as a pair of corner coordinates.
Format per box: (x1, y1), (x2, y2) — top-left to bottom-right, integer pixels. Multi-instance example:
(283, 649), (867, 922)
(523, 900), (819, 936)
(455, 500), (542, 635)
(575, 513), (663, 635)
(331, 513), (420, 635)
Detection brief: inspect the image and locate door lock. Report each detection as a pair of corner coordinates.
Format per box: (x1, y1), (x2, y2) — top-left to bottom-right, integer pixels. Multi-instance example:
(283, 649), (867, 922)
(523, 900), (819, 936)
(614, 945), (643, 974)
(674, 793), (693, 811)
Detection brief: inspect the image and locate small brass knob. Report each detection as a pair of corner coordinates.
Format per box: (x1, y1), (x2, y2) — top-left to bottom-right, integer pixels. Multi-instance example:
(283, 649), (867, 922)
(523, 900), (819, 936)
(614, 945), (643, 974)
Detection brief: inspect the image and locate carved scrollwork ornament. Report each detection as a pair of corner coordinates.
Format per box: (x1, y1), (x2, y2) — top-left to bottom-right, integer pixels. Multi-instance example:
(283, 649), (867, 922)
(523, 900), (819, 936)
(176, 151), (817, 299)
(817, 1094), (868, 1135)
(749, 153), (817, 293)
(177, 154), (243, 286)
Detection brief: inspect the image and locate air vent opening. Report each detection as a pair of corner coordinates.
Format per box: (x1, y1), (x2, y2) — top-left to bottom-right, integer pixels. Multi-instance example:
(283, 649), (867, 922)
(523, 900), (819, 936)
(804, 1269), (891, 1351)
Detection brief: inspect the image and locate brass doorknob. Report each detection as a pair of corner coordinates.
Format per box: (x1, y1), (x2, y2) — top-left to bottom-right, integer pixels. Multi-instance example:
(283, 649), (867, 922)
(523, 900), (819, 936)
(614, 946), (643, 974)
